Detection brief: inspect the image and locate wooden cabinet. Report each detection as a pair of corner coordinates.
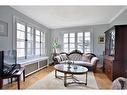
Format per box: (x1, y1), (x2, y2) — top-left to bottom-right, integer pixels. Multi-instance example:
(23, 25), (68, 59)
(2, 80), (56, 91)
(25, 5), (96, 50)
(104, 25), (127, 81)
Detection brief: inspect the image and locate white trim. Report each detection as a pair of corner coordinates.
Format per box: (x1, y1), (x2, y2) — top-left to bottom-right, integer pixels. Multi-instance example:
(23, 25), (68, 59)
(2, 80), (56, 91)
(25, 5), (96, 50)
(109, 7), (127, 23)
(18, 56), (49, 66)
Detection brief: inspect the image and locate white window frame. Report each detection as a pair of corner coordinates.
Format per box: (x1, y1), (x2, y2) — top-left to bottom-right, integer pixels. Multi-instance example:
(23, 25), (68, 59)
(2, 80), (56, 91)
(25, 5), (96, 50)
(16, 19), (46, 60)
(63, 32), (92, 53)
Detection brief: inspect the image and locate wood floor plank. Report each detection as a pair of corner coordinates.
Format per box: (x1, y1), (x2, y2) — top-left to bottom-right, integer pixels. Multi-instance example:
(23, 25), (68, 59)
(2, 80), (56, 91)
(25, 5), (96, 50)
(2, 66), (112, 89)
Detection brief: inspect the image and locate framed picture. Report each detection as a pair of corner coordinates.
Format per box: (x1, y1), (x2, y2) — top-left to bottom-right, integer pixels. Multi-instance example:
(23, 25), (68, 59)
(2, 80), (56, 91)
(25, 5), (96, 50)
(98, 35), (105, 44)
(0, 20), (8, 36)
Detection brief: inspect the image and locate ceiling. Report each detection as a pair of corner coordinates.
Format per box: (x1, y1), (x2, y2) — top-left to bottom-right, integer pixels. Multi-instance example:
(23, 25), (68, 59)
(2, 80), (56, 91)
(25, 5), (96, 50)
(11, 6), (126, 29)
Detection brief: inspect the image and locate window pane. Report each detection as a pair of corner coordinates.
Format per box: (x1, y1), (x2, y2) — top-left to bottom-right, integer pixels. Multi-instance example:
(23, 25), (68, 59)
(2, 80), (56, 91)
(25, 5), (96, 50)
(35, 49), (40, 55)
(64, 38), (68, 43)
(36, 42), (40, 48)
(78, 45), (83, 52)
(70, 33), (75, 37)
(84, 32), (90, 53)
(77, 33), (83, 43)
(27, 42), (33, 49)
(27, 26), (33, 33)
(85, 32), (90, 37)
(64, 49), (68, 53)
(17, 23), (25, 31)
(64, 44), (68, 49)
(70, 44), (75, 48)
(64, 34), (68, 37)
(17, 41), (25, 48)
(27, 49), (33, 56)
(36, 35), (40, 42)
(78, 33), (83, 37)
(27, 33), (33, 41)
(17, 31), (25, 39)
(35, 30), (40, 35)
(41, 34), (45, 42)
(17, 49), (25, 58)
(70, 37), (75, 43)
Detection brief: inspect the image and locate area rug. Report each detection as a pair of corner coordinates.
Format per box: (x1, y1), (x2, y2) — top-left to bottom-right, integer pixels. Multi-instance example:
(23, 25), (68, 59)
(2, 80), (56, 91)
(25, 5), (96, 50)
(28, 71), (98, 89)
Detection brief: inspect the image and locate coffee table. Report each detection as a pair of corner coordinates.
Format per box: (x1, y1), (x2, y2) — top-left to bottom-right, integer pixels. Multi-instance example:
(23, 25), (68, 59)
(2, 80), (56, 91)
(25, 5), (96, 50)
(54, 64), (88, 87)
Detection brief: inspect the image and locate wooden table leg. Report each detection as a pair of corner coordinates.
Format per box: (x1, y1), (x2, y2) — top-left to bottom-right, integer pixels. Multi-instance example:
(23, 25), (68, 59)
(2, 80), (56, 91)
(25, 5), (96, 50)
(55, 70), (57, 78)
(17, 76), (20, 89)
(85, 72), (87, 85)
(23, 69), (25, 82)
(0, 78), (3, 89)
(64, 73), (67, 87)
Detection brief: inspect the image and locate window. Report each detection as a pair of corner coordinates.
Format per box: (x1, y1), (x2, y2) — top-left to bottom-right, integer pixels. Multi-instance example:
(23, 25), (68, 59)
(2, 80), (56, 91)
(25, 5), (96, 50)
(27, 26), (34, 57)
(16, 20), (45, 59)
(84, 32), (91, 53)
(41, 32), (45, 55)
(69, 33), (75, 52)
(35, 29), (41, 56)
(16, 22), (25, 58)
(63, 32), (91, 53)
(77, 32), (83, 52)
(64, 33), (69, 53)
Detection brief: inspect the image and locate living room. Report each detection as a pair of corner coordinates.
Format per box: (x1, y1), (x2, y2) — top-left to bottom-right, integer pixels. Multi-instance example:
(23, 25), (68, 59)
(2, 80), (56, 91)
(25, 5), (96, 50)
(0, 4), (127, 91)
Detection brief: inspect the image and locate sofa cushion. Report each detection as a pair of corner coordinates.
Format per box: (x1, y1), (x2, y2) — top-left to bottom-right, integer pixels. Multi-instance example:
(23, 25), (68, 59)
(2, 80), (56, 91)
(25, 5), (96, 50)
(68, 54), (82, 61)
(82, 54), (90, 62)
(60, 60), (74, 64)
(73, 61), (94, 67)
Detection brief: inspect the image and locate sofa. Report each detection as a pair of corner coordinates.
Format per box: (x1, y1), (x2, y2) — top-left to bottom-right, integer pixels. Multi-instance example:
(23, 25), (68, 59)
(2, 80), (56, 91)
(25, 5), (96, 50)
(52, 50), (99, 72)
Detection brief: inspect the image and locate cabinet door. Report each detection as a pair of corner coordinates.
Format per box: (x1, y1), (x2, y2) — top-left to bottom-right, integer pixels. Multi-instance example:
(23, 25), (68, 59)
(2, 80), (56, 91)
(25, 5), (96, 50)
(105, 31), (110, 55)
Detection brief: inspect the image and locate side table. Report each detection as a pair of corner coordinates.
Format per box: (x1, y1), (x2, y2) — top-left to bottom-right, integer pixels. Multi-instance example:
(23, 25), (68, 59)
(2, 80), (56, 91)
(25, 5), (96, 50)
(0, 67), (25, 89)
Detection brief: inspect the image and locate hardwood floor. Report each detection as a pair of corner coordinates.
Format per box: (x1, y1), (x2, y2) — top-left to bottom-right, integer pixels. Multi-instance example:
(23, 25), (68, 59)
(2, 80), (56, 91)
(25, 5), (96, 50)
(2, 66), (112, 89)
(94, 68), (112, 89)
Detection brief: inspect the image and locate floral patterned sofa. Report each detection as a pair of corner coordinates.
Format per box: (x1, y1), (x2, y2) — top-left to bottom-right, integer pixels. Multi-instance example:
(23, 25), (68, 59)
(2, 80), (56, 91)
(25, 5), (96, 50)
(52, 50), (99, 72)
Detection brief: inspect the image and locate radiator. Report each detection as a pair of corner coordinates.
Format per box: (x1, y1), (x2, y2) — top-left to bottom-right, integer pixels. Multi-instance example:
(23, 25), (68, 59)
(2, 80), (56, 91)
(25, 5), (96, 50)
(20, 57), (49, 76)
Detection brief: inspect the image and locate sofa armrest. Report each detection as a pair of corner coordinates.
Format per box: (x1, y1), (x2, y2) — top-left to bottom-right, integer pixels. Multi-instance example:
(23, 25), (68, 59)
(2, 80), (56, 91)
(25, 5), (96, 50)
(91, 57), (99, 72)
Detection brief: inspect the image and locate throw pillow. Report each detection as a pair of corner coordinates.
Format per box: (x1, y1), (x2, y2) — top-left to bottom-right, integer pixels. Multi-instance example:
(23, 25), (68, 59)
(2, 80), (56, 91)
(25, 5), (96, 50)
(61, 54), (68, 60)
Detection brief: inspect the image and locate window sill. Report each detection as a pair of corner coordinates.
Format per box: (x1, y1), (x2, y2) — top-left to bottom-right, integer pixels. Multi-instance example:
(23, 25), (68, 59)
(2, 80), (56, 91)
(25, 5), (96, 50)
(17, 56), (49, 66)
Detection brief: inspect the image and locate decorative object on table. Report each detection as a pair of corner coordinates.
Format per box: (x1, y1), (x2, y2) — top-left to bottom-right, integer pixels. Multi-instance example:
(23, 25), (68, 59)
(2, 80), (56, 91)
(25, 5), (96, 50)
(67, 60), (72, 68)
(0, 20), (8, 36)
(98, 35), (105, 44)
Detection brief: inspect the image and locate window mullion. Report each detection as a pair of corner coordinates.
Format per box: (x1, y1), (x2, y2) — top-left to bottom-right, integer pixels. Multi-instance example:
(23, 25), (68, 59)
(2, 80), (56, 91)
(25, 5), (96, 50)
(75, 32), (77, 50)
(83, 32), (85, 53)
(33, 29), (35, 55)
(25, 24), (27, 59)
(40, 31), (41, 56)
(68, 33), (70, 53)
